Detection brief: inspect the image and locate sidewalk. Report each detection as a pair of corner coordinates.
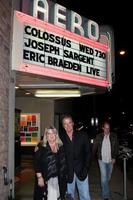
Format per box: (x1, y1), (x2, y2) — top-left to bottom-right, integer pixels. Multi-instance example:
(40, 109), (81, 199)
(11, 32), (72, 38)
(89, 158), (133, 200)
(15, 157), (133, 200)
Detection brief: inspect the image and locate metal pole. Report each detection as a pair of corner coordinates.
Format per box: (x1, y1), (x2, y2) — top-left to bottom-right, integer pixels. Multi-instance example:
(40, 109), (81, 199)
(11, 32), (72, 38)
(123, 158), (127, 200)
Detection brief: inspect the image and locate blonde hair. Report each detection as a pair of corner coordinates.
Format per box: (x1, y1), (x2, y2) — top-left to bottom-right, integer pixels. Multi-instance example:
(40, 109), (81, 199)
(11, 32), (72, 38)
(42, 126), (63, 147)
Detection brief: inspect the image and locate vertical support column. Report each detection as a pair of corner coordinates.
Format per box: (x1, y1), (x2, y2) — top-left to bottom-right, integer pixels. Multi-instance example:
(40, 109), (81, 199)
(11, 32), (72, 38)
(0, 1), (12, 198)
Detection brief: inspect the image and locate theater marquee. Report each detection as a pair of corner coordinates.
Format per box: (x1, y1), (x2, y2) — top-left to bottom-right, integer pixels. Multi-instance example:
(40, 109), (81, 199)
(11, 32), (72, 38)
(12, 11), (111, 88)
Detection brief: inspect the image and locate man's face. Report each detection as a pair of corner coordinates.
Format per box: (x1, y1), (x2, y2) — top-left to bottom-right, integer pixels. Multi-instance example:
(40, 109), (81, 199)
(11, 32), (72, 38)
(103, 123), (110, 135)
(62, 117), (74, 134)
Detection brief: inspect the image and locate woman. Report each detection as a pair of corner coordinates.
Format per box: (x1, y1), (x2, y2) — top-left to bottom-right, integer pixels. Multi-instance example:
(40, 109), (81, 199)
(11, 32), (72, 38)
(34, 126), (67, 200)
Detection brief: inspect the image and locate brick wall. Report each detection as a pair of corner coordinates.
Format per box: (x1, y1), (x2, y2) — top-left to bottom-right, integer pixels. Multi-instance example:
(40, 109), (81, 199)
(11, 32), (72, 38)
(0, 0), (12, 198)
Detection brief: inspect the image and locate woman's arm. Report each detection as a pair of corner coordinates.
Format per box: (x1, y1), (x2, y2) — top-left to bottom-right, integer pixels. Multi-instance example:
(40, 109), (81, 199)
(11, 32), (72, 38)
(34, 147), (45, 187)
(36, 172), (45, 187)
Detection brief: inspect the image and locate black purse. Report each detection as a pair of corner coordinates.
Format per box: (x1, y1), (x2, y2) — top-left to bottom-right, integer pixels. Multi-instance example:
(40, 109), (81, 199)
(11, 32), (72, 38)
(64, 193), (74, 200)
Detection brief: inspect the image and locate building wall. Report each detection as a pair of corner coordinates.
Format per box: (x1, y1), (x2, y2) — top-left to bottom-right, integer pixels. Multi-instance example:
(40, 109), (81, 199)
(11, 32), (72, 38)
(16, 97), (54, 135)
(0, 1), (12, 198)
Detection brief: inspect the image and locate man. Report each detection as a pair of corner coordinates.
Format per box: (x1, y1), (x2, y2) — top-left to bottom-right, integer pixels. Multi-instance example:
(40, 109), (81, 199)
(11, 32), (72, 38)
(93, 121), (118, 200)
(60, 114), (91, 200)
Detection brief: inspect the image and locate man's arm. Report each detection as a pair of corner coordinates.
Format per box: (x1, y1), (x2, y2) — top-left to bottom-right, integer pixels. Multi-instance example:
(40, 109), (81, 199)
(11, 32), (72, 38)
(84, 133), (91, 169)
(92, 134), (99, 158)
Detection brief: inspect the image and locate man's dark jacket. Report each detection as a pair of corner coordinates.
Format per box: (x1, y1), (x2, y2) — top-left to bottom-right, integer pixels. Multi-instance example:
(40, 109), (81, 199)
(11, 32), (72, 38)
(60, 130), (91, 183)
(93, 132), (118, 160)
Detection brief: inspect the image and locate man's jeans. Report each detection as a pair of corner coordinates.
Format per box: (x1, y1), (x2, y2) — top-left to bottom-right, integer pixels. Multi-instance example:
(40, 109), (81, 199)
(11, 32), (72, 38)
(98, 160), (113, 199)
(67, 174), (91, 200)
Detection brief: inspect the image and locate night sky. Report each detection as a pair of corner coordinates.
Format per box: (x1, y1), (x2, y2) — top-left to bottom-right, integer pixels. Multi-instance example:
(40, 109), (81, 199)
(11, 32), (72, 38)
(55, 0), (132, 127)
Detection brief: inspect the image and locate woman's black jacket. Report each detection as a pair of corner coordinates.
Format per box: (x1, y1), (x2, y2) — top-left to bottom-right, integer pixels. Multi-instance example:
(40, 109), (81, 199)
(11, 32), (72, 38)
(34, 142), (67, 200)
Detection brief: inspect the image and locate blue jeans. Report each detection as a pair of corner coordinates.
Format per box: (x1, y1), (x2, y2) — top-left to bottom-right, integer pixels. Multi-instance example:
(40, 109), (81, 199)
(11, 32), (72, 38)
(98, 160), (113, 199)
(67, 173), (91, 200)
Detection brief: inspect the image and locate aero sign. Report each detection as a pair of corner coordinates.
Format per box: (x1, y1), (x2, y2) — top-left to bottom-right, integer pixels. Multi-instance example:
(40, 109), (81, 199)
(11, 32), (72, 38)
(12, 1), (112, 88)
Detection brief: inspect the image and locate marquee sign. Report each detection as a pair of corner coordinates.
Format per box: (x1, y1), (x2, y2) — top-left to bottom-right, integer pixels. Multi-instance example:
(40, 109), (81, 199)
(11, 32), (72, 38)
(12, 11), (111, 87)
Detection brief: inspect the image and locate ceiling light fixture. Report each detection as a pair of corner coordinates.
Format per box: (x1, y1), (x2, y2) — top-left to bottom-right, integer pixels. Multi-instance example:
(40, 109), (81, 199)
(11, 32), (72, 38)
(34, 89), (81, 97)
(25, 92), (31, 95)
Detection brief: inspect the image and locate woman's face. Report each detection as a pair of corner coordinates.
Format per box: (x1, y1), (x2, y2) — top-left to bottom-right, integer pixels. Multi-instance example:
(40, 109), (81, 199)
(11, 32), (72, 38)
(46, 129), (57, 143)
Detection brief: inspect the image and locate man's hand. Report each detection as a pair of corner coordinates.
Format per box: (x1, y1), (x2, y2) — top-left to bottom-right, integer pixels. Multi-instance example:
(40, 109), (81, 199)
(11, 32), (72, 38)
(112, 159), (116, 164)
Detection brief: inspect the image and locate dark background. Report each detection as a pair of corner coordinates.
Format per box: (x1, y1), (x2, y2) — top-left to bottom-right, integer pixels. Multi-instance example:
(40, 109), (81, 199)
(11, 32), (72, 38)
(56, 0), (132, 128)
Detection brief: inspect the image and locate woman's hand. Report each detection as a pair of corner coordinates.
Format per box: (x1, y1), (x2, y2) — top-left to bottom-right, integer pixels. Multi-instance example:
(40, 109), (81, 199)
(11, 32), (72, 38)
(38, 177), (45, 187)
(34, 146), (39, 152)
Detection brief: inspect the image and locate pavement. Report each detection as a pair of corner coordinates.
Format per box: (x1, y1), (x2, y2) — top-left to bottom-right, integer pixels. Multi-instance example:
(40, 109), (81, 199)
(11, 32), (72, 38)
(15, 156), (133, 200)
(89, 159), (133, 200)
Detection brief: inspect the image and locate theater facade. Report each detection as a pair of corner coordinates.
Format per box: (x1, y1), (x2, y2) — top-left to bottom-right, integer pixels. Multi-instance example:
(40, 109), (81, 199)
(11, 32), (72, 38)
(0, 0), (114, 198)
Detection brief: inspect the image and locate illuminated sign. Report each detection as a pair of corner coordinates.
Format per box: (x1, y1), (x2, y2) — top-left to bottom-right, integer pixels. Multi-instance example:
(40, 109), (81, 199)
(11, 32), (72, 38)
(22, 0), (99, 41)
(12, 11), (111, 87)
